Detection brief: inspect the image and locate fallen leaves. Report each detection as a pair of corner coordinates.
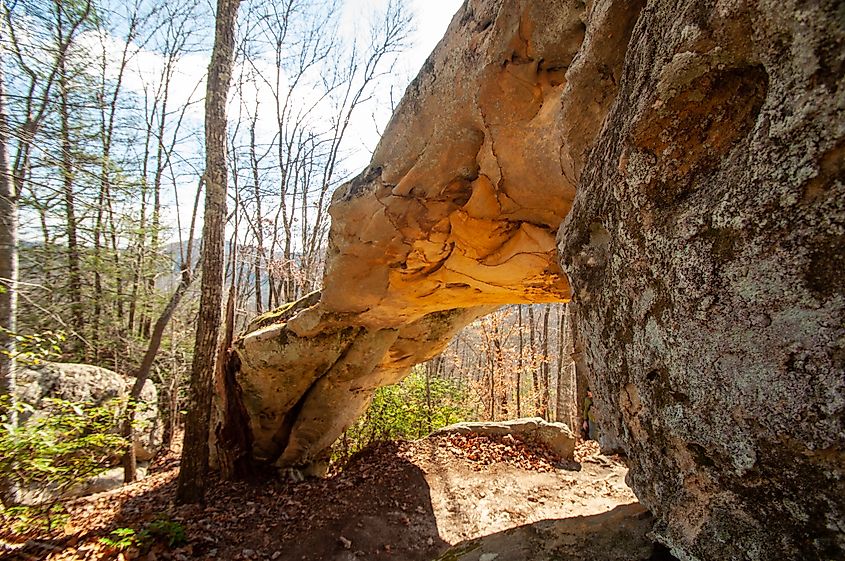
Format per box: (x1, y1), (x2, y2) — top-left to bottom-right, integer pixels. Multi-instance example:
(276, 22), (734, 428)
(574, 440), (601, 463)
(2, 433), (627, 561)
(425, 433), (567, 472)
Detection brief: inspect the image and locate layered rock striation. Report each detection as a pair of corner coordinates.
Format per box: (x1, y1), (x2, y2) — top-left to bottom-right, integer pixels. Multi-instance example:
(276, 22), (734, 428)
(224, 1), (844, 559)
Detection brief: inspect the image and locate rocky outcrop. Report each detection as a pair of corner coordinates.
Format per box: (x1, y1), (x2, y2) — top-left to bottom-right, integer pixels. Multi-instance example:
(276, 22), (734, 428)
(226, 0), (594, 471)
(558, 2), (845, 560)
(432, 417), (577, 461)
(225, 1), (844, 559)
(17, 361), (161, 461)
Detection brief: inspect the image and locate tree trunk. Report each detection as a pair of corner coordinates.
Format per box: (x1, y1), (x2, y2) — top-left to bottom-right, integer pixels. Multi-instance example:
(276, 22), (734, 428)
(555, 304), (570, 424)
(249, 110), (263, 314)
(122, 263), (195, 482)
(176, 0), (240, 504)
(516, 305), (523, 418)
(424, 358), (434, 435)
(569, 302), (590, 435)
(0, 50), (18, 430)
(58, 45), (84, 348)
(528, 305), (541, 414)
(541, 304), (551, 420)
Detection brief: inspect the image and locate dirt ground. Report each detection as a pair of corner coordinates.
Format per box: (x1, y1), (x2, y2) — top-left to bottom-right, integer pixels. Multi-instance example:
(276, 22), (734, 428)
(1, 436), (669, 561)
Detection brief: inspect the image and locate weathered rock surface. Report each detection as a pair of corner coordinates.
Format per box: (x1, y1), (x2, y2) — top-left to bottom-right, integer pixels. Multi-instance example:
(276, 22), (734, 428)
(432, 417), (577, 461)
(17, 361), (161, 461)
(226, 0), (591, 470)
(225, 1), (845, 560)
(558, 1), (845, 560)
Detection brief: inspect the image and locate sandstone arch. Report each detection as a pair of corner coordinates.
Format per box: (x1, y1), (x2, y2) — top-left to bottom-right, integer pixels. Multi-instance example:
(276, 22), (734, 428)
(218, 1), (845, 559)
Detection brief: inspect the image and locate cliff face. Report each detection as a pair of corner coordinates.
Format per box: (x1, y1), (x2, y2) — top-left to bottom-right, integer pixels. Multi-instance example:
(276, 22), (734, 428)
(558, 1), (845, 559)
(226, 1), (845, 559)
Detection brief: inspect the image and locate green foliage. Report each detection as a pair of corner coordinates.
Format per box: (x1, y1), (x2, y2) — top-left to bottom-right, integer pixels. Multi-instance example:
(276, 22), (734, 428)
(0, 405), (125, 532)
(146, 518), (187, 547)
(100, 527), (140, 551)
(1, 503), (69, 535)
(0, 397), (129, 496)
(0, 328), (65, 366)
(99, 518), (187, 552)
(0, 395), (129, 535)
(334, 368), (472, 464)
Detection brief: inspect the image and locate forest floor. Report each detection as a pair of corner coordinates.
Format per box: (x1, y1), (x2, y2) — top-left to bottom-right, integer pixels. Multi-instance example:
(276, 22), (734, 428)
(2, 435), (673, 561)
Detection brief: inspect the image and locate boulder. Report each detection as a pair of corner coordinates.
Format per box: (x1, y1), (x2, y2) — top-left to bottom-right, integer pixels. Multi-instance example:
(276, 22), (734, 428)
(17, 361), (161, 461)
(432, 417), (577, 461)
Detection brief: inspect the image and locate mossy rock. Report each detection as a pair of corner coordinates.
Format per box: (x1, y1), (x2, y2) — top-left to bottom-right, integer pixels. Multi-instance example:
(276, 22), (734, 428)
(245, 291), (321, 333)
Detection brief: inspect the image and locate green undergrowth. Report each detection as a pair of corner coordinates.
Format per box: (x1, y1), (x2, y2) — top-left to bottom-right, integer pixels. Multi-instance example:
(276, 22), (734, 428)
(332, 368), (472, 466)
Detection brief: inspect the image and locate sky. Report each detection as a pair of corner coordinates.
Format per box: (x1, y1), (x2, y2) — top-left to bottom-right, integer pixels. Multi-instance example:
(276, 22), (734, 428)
(17, 0), (467, 245)
(406, 0), (464, 77)
(339, 0), (464, 168)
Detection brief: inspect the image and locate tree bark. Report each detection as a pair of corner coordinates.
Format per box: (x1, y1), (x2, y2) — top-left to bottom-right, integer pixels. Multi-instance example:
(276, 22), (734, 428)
(57, 24), (84, 348)
(249, 111), (263, 314)
(540, 304), (551, 420)
(555, 305), (570, 425)
(176, 0), (240, 504)
(528, 305), (541, 414)
(569, 302), (590, 436)
(516, 305), (523, 418)
(0, 44), (18, 429)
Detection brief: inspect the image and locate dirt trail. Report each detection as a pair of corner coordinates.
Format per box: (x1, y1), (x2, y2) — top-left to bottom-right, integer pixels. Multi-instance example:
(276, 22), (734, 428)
(1, 437), (665, 561)
(409, 437), (637, 544)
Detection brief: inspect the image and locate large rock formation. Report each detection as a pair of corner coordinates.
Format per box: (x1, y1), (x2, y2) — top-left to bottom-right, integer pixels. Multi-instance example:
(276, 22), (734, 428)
(223, 1), (844, 559)
(558, 1), (845, 559)
(431, 417), (577, 461)
(225, 0), (592, 470)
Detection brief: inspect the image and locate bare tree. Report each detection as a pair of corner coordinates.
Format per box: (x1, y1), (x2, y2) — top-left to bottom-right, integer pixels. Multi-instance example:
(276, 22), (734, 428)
(177, 0), (241, 505)
(0, 22), (18, 430)
(122, 179), (202, 482)
(3, 0), (93, 355)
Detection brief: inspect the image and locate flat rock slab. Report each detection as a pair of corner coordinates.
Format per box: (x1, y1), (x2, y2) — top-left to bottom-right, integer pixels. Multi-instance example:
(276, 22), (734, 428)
(431, 417), (577, 461)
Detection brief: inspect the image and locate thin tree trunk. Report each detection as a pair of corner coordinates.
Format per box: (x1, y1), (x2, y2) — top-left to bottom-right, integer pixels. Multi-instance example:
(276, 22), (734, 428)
(142, 86), (169, 340)
(569, 302), (590, 435)
(122, 262), (196, 482)
(425, 358), (434, 435)
(177, 0), (240, 504)
(555, 305), (567, 423)
(58, 44), (84, 349)
(0, 52), (18, 431)
(516, 305), (523, 418)
(488, 347), (495, 421)
(528, 305), (541, 415)
(492, 320), (503, 420)
(249, 109), (263, 314)
(541, 304), (551, 420)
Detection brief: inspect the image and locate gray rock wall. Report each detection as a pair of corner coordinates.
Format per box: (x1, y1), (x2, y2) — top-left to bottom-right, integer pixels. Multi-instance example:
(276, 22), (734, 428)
(558, 1), (845, 559)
